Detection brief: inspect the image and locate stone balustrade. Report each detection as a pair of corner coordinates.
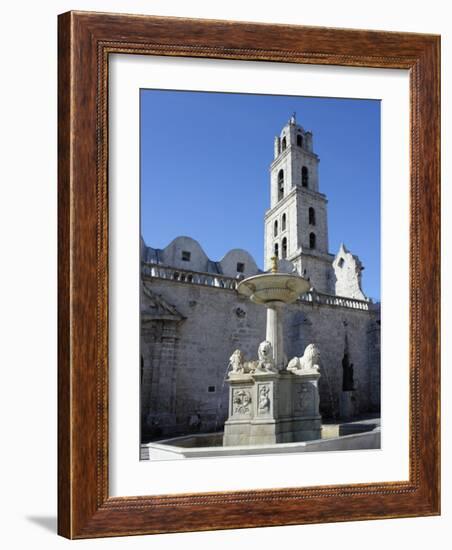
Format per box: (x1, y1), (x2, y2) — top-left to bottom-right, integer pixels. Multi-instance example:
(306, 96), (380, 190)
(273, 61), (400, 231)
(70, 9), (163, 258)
(142, 261), (372, 311)
(141, 262), (238, 290)
(301, 291), (371, 311)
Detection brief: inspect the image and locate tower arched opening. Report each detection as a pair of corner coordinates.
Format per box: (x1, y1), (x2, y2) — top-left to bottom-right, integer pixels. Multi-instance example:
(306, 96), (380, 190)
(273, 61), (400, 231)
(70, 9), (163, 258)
(309, 232), (316, 249)
(282, 237), (287, 259)
(309, 207), (316, 225)
(302, 166), (309, 188)
(278, 169), (284, 201)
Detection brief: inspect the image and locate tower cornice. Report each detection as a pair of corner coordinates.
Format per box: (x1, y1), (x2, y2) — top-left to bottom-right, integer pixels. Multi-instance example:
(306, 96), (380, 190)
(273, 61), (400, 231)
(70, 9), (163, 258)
(270, 146), (319, 169)
(264, 186), (328, 220)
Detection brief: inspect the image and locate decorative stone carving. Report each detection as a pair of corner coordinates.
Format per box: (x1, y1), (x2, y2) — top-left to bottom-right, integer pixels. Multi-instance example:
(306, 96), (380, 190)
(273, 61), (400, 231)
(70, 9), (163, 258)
(228, 349), (258, 375)
(232, 389), (252, 415)
(229, 349), (246, 374)
(228, 341), (278, 377)
(258, 385), (271, 412)
(287, 343), (321, 374)
(257, 340), (277, 372)
(244, 360), (259, 373)
(141, 282), (185, 322)
(295, 383), (316, 415)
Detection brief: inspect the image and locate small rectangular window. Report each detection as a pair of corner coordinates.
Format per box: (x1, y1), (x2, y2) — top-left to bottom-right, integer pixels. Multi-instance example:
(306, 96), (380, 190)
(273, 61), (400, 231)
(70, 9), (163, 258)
(181, 250), (191, 262)
(208, 386), (216, 393)
(236, 262), (245, 273)
(338, 258), (345, 268)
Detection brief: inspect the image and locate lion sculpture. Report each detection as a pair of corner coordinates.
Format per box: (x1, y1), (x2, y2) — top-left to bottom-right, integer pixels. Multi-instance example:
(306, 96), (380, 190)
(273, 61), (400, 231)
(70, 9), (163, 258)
(229, 349), (246, 374)
(228, 341), (277, 375)
(228, 349), (258, 375)
(257, 340), (277, 372)
(287, 343), (321, 374)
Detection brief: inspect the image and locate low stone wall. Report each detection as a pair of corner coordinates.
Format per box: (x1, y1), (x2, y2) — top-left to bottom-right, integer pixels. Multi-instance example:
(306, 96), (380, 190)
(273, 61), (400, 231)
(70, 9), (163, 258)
(140, 428), (381, 460)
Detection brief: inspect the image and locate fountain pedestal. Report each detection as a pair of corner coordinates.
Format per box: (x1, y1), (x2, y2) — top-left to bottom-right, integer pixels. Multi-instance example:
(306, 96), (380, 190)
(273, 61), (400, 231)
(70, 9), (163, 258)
(223, 370), (321, 446)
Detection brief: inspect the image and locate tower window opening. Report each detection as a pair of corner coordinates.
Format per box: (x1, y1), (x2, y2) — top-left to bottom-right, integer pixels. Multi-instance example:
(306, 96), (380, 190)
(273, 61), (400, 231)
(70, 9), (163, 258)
(236, 262), (245, 273)
(181, 250), (191, 262)
(309, 232), (316, 250)
(281, 136), (287, 151)
(278, 169), (284, 201)
(282, 237), (287, 259)
(282, 213), (286, 231)
(274, 220), (278, 236)
(297, 134), (303, 147)
(338, 258), (345, 268)
(309, 207), (316, 225)
(302, 166), (309, 188)
(274, 243), (279, 258)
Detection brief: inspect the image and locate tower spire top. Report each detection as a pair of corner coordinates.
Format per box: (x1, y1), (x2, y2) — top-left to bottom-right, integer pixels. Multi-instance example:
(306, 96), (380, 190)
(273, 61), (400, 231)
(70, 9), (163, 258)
(290, 112), (297, 124)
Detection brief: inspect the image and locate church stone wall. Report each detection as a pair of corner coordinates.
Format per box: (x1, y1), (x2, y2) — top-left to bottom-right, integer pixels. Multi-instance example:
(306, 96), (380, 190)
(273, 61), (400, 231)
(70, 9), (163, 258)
(141, 277), (266, 440)
(141, 277), (380, 441)
(294, 253), (335, 295)
(284, 300), (380, 418)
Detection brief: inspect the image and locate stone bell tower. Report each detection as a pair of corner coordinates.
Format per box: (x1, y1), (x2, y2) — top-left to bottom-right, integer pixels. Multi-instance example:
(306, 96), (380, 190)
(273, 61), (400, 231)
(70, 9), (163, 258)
(264, 114), (334, 293)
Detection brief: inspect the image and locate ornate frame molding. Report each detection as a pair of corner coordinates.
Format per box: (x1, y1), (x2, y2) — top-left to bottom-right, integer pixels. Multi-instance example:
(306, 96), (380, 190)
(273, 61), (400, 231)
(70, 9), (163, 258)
(58, 11), (440, 538)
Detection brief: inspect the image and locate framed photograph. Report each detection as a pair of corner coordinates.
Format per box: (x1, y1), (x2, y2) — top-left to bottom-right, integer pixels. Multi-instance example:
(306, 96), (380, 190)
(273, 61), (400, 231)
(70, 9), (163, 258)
(58, 11), (440, 538)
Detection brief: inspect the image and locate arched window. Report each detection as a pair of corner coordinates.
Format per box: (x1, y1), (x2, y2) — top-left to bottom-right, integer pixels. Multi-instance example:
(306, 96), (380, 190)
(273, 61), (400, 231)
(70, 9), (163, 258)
(282, 237), (287, 259)
(309, 207), (316, 225)
(274, 242), (279, 258)
(281, 137), (287, 151)
(274, 220), (278, 237)
(297, 134), (303, 147)
(282, 213), (286, 231)
(278, 169), (284, 201)
(302, 166), (309, 188)
(309, 232), (316, 249)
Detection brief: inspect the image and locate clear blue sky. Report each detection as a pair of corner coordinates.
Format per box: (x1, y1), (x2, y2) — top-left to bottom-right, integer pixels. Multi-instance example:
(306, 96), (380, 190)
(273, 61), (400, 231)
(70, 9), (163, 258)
(140, 90), (380, 301)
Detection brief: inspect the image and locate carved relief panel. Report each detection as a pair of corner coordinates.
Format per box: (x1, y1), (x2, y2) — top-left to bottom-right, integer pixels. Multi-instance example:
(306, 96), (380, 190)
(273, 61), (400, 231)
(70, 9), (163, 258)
(257, 383), (272, 416)
(231, 388), (252, 417)
(294, 382), (317, 416)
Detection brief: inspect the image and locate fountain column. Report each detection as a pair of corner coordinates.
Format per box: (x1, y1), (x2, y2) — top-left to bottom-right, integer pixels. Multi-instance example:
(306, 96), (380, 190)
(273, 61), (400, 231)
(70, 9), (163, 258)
(265, 302), (284, 371)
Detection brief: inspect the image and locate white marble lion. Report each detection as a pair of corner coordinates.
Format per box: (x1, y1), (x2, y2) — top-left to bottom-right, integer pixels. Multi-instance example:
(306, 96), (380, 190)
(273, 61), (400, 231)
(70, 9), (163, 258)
(257, 340), (277, 372)
(229, 349), (245, 373)
(287, 343), (321, 374)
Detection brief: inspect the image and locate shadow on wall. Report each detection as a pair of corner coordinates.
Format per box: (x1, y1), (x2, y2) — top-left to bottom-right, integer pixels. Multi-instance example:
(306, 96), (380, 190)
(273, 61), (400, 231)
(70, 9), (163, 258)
(25, 516), (57, 534)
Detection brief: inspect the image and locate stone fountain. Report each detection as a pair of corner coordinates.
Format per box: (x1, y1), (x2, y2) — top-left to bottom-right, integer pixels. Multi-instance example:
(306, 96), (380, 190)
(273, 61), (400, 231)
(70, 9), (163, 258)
(223, 257), (322, 446)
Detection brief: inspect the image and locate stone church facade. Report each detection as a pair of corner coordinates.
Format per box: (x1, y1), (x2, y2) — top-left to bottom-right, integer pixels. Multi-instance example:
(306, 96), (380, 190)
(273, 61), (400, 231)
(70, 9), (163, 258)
(141, 115), (380, 442)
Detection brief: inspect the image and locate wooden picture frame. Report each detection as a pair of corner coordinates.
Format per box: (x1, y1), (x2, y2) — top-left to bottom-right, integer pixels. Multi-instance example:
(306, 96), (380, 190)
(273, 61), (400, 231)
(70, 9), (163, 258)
(58, 11), (440, 538)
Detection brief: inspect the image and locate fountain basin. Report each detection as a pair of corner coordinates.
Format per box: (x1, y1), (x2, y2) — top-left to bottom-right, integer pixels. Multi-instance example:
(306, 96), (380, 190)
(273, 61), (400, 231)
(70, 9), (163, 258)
(237, 272), (310, 304)
(141, 418), (381, 460)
